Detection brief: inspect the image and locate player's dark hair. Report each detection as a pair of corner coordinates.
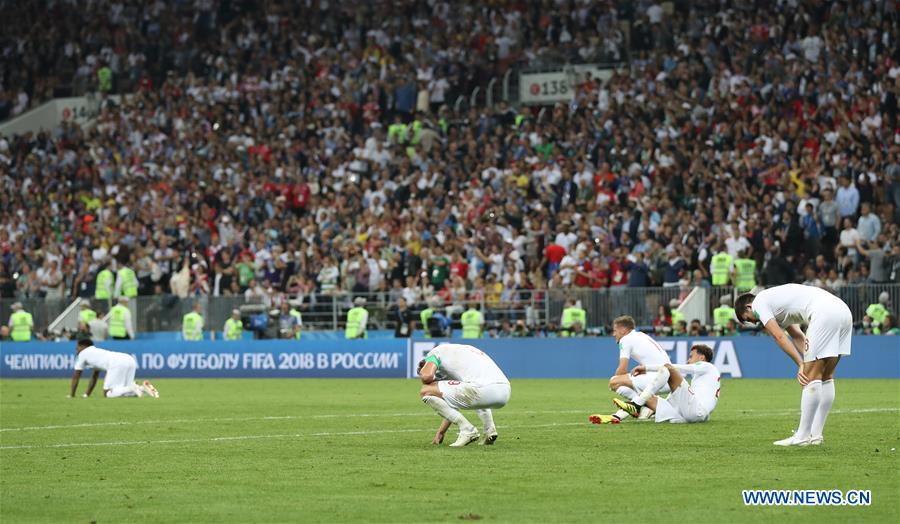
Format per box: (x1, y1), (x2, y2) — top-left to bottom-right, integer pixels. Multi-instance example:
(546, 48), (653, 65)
(612, 315), (635, 330)
(692, 344), (714, 363)
(734, 293), (755, 314)
(76, 338), (93, 349)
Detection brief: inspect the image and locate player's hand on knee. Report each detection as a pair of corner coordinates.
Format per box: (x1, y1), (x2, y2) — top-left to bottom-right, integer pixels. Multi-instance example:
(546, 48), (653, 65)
(631, 366), (646, 376)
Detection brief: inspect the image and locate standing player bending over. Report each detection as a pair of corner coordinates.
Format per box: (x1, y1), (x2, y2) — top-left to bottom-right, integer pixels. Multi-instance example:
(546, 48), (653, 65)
(591, 315), (671, 424)
(615, 344), (720, 424)
(418, 343), (511, 447)
(735, 284), (852, 446)
(69, 339), (159, 398)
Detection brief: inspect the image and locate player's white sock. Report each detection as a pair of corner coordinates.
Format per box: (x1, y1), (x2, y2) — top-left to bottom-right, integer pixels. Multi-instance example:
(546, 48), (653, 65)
(615, 386), (638, 402)
(637, 367), (670, 405)
(475, 409), (496, 432)
(810, 379), (834, 439)
(423, 396), (475, 431)
(106, 385), (139, 398)
(795, 380), (821, 440)
(612, 409), (629, 420)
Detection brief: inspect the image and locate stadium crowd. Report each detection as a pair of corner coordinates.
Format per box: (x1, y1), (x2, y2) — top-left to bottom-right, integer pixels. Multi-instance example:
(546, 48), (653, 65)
(2, 0), (899, 334)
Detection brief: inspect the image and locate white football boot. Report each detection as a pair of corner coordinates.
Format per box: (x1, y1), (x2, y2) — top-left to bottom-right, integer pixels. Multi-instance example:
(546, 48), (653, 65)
(774, 434), (811, 446)
(449, 425), (480, 447)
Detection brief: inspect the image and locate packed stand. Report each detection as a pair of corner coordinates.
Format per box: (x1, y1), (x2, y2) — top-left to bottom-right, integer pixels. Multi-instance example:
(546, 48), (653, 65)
(2, 0), (899, 338)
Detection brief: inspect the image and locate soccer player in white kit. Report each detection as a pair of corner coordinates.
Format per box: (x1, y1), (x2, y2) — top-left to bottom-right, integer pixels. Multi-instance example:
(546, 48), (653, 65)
(617, 344), (720, 423)
(68, 339), (159, 398)
(590, 315), (671, 424)
(735, 284), (853, 446)
(418, 343), (511, 447)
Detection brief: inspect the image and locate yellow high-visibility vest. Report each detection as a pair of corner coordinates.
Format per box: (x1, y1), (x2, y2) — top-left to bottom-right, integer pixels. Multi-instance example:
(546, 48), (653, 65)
(345, 307), (367, 339)
(10, 311), (33, 341)
(224, 318), (242, 341)
(710, 253), (732, 286)
(107, 305), (128, 338)
(460, 309), (483, 339)
(95, 269), (114, 299)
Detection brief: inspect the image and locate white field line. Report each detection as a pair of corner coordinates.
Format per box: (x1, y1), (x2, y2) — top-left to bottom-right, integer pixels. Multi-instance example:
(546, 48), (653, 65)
(0, 422), (586, 450)
(0, 408), (897, 451)
(2, 406), (898, 435)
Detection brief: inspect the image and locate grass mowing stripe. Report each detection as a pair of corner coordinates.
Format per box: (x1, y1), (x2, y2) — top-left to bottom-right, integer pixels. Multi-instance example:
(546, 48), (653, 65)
(2, 408), (897, 450)
(0, 422), (589, 450)
(2, 407), (896, 433)
(0, 409), (588, 432)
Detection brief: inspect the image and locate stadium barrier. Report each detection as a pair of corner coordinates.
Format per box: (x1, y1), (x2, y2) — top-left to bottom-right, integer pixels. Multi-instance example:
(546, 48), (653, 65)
(1, 337), (897, 379)
(4, 283), (897, 337)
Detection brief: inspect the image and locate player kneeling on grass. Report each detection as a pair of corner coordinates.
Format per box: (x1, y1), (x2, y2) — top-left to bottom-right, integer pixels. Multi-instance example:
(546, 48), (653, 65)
(613, 344), (720, 424)
(591, 315), (671, 424)
(735, 284), (852, 447)
(69, 339), (159, 398)
(418, 343), (511, 447)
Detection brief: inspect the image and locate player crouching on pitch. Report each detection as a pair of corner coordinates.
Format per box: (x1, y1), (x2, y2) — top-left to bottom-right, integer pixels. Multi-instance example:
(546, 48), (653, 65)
(611, 344), (720, 424)
(69, 339), (159, 398)
(418, 343), (511, 447)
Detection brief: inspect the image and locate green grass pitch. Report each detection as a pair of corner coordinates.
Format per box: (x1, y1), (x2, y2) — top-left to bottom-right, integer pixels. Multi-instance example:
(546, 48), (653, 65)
(1, 378), (898, 523)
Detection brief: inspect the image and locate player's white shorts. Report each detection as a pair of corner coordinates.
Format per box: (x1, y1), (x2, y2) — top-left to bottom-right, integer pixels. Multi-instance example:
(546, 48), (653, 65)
(438, 381), (511, 410)
(805, 299), (853, 362)
(631, 372), (670, 395)
(103, 356), (138, 390)
(654, 383), (709, 424)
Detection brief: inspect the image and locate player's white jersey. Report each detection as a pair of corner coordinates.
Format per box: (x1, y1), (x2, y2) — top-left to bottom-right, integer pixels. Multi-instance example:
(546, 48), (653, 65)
(752, 283), (848, 328)
(618, 330), (670, 368)
(427, 344), (509, 385)
(675, 361), (721, 414)
(74, 346), (135, 372)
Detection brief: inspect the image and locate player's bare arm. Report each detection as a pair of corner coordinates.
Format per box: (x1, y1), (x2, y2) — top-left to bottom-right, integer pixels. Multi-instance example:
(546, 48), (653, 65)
(613, 357), (628, 377)
(84, 369), (100, 397)
(418, 361), (437, 384)
(785, 323), (809, 355)
(68, 369), (82, 398)
(763, 318), (808, 385)
(433, 419), (451, 445)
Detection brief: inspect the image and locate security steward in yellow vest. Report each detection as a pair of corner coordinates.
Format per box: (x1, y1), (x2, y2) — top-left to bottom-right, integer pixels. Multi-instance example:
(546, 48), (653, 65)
(95, 265), (114, 304)
(107, 296), (134, 340)
(182, 302), (204, 341)
(460, 303), (484, 339)
(669, 298), (685, 325)
(420, 305), (435, 338)
(560, 299), (587, 337)
(866, 291), (891, 332)
(713, 295), (736, 334)
(345, 297), (369, 339)
(9, 302), (34, 342)
(223, 309), (243, 341)
(710, 251), (732, 286)
(115, 265), (139, 298)
(79, 301), (98, 325)
(289, 307), (303, 340)
(733, 251), (757, 293)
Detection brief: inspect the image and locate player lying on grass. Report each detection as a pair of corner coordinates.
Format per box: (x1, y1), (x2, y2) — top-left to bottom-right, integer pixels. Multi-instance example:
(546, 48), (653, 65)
(596, 344), (720, 424)
(69, 339), (159, 398)
(418, 343), (511, 447)
(592, 315), (672, 424)
(735, 284), (852, 446)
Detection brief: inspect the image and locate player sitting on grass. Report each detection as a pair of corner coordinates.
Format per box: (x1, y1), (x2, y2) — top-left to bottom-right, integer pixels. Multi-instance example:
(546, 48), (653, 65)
(591, 315), (671, 424)
(69, 339), (159, 398)
(611, 344), (720, 424)
(418, 343), (511, 447)
(735, 284), (852, 446)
